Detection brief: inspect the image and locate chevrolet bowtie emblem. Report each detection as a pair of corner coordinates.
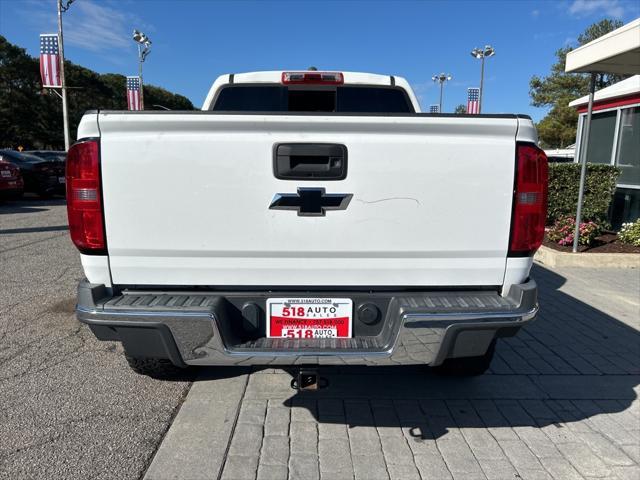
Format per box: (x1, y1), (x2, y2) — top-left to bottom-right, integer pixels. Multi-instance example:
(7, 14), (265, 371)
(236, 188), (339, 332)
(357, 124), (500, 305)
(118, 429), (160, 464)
(269, 188), (353, 217)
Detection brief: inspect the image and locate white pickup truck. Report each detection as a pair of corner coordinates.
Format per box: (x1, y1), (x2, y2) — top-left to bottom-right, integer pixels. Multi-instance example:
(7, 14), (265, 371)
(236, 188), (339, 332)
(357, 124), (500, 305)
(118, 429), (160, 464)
(68, 70), (547, 377)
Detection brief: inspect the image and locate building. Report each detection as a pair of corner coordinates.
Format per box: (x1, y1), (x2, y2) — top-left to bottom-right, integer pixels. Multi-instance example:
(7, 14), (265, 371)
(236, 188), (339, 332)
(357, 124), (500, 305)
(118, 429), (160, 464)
(569, 75), (640, 228)
(564, 17), (640, 234)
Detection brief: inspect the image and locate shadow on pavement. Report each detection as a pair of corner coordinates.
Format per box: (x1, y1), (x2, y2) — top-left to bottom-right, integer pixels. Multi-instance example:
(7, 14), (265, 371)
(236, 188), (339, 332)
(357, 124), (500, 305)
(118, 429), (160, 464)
(0, 197), (66, 215)
(0, 225), (69, 234)
(270, 264), (640, 439)
(156, 366), (254, 383)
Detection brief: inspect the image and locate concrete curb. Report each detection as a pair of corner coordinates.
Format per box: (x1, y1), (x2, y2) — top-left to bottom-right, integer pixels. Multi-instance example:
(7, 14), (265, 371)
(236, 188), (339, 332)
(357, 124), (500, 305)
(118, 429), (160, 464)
(143, 369), (249, 480)
(535, 245), (640, 268)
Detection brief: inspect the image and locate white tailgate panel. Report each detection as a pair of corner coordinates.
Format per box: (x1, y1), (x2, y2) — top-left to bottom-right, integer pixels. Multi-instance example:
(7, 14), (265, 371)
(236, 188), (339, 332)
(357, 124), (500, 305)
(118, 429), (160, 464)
(99, 114), (517, 286)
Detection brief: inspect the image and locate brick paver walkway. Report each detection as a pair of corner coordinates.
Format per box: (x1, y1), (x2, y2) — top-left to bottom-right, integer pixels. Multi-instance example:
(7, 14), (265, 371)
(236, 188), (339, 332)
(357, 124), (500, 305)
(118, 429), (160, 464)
(217, 265), (640, 480)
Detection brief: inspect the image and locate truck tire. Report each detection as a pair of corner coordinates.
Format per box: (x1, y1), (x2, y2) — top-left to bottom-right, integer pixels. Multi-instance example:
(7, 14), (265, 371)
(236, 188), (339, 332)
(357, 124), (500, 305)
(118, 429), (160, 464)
(125, 354), (189, 379)
(433, 339), (496, 376)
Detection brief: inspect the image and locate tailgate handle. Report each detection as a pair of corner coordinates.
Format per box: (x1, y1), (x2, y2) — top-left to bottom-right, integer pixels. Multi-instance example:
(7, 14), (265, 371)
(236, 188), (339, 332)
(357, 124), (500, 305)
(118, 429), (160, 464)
(274, 143), (347, 180)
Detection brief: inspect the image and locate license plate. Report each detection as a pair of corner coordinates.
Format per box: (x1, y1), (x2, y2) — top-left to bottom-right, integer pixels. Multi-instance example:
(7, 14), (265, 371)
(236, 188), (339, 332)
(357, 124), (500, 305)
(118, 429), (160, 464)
(58, 177), (66, 184)
(266, 298), (353, 338)
(0, 170), (10, 177)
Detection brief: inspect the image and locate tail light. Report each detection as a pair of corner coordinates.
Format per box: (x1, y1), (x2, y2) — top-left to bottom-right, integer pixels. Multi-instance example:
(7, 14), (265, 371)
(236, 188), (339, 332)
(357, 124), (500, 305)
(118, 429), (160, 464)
(66, 139), (106, 254)
(281, 71), (344, 85)
(509, 142), (548, 256)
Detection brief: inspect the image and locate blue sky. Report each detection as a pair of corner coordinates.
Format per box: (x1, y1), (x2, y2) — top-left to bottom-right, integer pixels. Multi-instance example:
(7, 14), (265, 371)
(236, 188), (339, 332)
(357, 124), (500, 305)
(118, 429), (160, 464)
(1, 0), (639, 120)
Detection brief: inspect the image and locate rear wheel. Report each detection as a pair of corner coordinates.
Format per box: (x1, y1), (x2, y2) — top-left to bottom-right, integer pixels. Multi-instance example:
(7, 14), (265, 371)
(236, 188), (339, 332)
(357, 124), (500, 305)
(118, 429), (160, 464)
(125, 354), (190, 379)
(433, 339), (496, 376)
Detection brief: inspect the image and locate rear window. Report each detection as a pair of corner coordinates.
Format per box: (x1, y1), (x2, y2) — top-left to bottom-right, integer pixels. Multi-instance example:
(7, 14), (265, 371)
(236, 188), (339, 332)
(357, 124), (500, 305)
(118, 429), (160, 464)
(213, 86), (287, 111)
(212, 85), (414, 113)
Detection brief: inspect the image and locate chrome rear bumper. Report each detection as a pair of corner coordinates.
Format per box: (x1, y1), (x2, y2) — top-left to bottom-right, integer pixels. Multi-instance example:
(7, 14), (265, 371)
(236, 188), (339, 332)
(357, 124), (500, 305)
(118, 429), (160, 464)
(77, 280), (537, 367)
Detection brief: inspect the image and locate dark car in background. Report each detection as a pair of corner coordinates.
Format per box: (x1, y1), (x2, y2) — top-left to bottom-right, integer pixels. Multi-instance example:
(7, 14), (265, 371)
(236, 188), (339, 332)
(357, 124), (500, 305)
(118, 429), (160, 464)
(26, 150), (67, 163)
(0, 150), (65, 198)
(0, 157), (24, 200)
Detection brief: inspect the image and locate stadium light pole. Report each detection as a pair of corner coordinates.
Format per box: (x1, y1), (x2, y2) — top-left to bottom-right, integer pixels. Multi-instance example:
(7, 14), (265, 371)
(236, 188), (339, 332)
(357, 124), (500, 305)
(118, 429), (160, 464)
(132, 30), (152, 110)
(432, 73), (452, 113)
(470, 45), (495, 114)
(57, 0), (74, 151)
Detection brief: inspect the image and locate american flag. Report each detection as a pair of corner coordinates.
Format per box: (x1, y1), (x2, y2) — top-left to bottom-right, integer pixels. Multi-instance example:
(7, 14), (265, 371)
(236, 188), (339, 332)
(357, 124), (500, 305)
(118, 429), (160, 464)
(429, 104), (440, 113)
(40, 34), (61, 87)
(467, 88), (480, 114)
(127, 76), (142, 111)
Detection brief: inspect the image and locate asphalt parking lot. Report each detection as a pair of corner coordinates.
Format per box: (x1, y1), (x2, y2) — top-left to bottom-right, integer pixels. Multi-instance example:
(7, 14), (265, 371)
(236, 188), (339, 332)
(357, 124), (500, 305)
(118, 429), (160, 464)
(0, 197), (191, 480)
(1, 197), (639, 480)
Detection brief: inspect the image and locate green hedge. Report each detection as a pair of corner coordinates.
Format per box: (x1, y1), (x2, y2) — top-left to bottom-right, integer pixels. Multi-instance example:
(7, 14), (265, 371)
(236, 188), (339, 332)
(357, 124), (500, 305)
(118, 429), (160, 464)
(547, 163), (620, 225)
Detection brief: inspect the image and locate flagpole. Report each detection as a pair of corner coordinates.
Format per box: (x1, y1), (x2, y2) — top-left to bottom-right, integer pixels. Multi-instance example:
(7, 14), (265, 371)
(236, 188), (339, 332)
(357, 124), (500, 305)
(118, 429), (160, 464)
(56, 0), (70, 151)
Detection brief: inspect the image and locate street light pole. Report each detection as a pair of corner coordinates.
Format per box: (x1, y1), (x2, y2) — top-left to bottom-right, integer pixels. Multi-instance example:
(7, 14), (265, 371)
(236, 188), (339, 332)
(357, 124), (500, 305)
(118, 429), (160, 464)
(138, 43), (144, 109)
(132, 30), (152, 110)
(470, 45), (495, 114)
(56, 0), (72, 151)
(479, 54), (485, 113)
(432, 73), (452, 113)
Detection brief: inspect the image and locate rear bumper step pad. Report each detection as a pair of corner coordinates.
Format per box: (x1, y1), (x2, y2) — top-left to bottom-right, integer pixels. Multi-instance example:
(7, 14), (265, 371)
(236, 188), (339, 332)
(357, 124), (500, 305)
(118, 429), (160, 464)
(76, 280), (537, 367)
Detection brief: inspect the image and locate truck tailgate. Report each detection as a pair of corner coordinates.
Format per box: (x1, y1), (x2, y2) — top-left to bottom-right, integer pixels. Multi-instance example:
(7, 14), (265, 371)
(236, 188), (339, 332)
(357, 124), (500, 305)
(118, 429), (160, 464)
(97, 113), (518, 287)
